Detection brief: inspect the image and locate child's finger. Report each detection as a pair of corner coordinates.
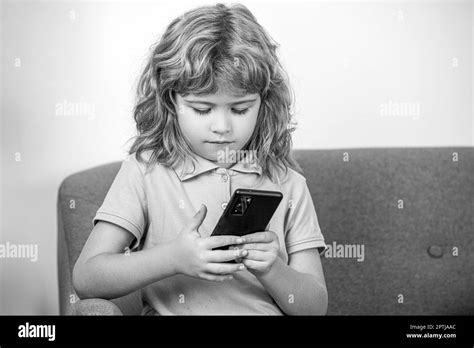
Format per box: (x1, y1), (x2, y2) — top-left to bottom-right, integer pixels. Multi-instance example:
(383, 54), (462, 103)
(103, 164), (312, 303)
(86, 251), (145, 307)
(199, 273), (235, 282)
(238, 243), (269, 251)
(206, 262), (246, 275)
(205, 235), (245, 249)
(242, 249), (267, 261)
(242, 258), (267, 270)
(187, 204), (207, 236)
(241, 231), (275, 244)
(227, 247), (244, 263)
(209, 248), (248, 262)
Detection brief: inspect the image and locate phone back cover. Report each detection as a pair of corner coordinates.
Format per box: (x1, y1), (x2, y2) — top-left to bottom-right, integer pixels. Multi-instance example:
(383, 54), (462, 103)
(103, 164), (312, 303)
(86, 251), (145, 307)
(211, 189), (282, 238)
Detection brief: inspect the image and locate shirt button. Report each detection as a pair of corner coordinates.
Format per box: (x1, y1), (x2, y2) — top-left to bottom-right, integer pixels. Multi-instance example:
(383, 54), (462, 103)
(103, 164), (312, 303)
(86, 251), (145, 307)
(221, 202), (227, 210)
(221, 175), (228, 182)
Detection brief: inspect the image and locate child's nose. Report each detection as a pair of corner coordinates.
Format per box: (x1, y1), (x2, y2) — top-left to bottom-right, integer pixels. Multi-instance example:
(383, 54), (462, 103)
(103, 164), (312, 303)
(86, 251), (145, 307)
(210, 113), (232, 134)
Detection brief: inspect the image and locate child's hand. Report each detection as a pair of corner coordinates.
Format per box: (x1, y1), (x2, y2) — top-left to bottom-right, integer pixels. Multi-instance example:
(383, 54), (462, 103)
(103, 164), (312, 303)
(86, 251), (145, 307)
(171, 204), (247, 282)
(229, 231), (280, 276)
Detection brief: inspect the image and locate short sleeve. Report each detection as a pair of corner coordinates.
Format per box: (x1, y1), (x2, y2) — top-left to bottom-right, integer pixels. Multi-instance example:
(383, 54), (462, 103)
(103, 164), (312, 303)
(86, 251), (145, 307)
(285, 178), (327, 255)
(92, 154), (148, 251)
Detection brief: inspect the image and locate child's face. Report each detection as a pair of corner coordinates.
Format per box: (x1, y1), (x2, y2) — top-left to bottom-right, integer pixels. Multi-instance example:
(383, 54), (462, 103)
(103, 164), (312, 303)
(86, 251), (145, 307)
(175, 90), (261, 168)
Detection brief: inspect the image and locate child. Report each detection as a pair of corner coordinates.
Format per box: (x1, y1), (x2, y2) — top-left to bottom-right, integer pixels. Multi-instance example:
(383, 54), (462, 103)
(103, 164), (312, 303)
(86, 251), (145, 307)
(73, 3), (328, 315)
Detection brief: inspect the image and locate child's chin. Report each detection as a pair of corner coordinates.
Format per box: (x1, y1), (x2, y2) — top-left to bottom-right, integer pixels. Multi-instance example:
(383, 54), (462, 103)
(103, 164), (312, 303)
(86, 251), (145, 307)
(201, 154), (221, 164)
(200, 150), (236, 167)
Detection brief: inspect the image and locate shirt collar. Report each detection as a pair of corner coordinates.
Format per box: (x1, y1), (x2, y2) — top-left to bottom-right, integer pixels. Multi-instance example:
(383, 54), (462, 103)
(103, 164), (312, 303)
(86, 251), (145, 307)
(230, 159), (263, 176)
(172, 154), (262, 181)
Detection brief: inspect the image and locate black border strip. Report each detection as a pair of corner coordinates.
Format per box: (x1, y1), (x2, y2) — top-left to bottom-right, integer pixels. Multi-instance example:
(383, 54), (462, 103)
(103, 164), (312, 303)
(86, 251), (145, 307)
(0, 315), (473, 346)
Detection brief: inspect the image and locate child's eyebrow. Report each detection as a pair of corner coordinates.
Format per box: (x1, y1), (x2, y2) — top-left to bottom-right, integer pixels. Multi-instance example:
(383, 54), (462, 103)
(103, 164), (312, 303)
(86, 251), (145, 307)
(184, 98), (257, 106)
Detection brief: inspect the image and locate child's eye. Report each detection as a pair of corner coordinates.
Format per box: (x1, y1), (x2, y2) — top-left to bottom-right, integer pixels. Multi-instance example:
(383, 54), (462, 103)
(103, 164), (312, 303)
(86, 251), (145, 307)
(232, 108), (249, 115)
(193, 108), (211, 115)
(192, 108), (249, 115)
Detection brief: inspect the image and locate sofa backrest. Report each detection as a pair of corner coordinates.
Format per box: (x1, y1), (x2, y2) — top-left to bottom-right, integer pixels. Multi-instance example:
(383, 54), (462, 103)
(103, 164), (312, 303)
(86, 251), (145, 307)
(58, 162), (142, 315)
(297, 148), (474, 315)
(57, 148), (474, 315)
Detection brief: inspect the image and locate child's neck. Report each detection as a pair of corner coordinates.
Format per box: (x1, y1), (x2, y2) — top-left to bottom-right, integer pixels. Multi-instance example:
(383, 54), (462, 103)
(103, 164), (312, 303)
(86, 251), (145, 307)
(216, 161), (235, 169)
(197, 154), (235, 169)
(220, 163), (235, 169)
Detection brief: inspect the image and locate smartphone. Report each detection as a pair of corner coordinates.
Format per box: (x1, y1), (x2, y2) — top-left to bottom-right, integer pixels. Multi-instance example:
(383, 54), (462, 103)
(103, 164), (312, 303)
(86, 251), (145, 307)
(210, 189), (283, 251)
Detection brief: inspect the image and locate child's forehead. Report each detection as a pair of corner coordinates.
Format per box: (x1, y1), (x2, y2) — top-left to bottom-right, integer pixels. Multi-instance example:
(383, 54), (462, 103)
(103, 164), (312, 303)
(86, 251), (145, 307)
(174, 74), (262, 104)
(179, 90), (259, 103)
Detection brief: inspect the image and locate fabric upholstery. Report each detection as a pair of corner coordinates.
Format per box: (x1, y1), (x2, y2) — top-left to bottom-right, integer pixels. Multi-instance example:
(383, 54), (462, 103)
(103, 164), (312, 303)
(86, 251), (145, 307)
(73, 298), (124, 316)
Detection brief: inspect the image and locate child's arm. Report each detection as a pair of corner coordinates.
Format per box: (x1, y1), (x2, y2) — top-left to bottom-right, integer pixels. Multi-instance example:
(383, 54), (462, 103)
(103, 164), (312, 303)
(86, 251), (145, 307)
(258, 248), (328, 315)
(238, 231), (328, 315)
(73, 205), (247, 300)
(72, 221), (179, 299)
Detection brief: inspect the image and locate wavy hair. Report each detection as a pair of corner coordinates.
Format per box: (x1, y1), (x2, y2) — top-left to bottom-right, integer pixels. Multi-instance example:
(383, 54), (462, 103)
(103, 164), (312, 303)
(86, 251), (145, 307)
(128, 3), (303, 183)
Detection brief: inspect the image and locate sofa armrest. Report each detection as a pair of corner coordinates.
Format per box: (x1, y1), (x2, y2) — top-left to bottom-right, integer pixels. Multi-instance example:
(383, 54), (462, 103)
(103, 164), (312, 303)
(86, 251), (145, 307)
(73, 299), (124, 316)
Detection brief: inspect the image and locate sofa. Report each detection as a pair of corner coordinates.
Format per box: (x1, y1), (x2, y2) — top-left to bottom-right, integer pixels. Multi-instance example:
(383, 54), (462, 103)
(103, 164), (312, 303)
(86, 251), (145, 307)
(57, 148), (474, 315)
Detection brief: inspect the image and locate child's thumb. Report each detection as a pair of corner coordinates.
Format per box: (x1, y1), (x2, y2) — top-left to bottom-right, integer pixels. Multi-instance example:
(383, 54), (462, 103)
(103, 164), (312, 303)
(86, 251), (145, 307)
(189, 204), (207, 232)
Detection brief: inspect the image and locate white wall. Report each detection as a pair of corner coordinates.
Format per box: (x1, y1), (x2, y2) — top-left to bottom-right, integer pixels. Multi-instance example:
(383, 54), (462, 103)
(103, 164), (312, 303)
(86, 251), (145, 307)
(0, 0), (472, 314)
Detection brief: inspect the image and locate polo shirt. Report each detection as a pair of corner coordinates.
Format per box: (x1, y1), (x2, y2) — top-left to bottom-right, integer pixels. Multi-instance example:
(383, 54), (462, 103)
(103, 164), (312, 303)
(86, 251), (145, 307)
(92, 150), (327, 315)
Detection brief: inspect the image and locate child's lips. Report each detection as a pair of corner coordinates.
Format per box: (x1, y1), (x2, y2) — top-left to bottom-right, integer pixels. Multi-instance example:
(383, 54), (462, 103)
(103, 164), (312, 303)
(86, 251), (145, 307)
(206, 141), (234, 145)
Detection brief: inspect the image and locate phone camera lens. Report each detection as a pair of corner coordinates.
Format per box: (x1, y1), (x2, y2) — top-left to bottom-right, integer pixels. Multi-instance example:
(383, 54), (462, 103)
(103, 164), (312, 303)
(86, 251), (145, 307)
(231, 196), (253, 216)
(233, 200), (244, 215)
